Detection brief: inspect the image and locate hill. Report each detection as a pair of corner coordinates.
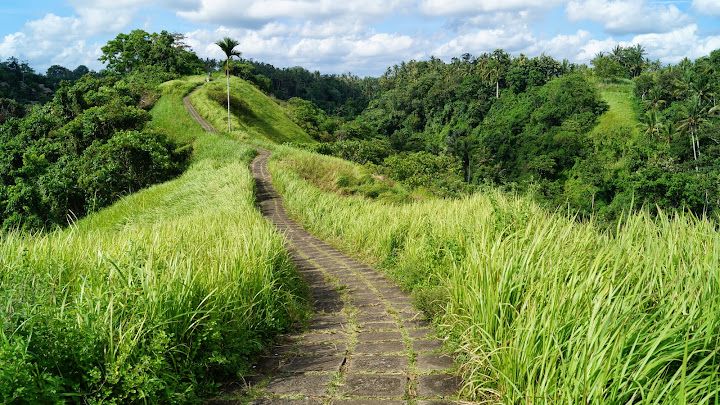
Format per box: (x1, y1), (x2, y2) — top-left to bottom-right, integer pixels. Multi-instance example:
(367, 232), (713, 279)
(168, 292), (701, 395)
(189, 75), (316, 144)
(0, 77), (308, 402)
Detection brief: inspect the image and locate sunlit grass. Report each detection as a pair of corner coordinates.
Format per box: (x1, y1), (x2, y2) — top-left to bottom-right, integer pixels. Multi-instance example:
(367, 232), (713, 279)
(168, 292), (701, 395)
(0, 78), (308, 402)
(189, 74), (315, 144)
(270, 145), (720, 404)
(591, 78), (641, 138)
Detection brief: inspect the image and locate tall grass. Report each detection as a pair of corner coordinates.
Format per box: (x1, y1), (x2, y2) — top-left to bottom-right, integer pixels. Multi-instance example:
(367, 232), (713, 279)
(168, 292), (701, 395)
(270, 145), (720, 403)
(189, 75), (315, 145)
(0, 78), (308, 403)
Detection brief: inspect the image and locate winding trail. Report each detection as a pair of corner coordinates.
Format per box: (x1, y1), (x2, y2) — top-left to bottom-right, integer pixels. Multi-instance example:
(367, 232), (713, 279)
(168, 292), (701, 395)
(184, 91), (464, 404)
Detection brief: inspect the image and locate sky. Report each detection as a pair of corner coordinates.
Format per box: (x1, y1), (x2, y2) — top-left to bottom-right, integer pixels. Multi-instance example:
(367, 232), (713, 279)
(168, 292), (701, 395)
(1, 0), (720, 77)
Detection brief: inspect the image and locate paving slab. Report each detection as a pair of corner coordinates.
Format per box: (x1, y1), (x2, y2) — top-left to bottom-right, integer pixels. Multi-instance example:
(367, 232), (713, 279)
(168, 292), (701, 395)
(264, 374), (333, 396)
(403, 319), (431, 329)
(355, 313), (395, 323)
(407, 328), (433, 339)
(412, 339), (445, 352)
(299, 333), (350, 344)
(357, 331), (404, 342)
(347, 355), (409, 373)
(279, 356), (346, 373)
(353, 341), (405, 354)
(357, 322), (398, 331)
(341, 374), (408, 397)
(250, 400), (323, 405)
(416, 374), (460, 398)
(276, 344), (348, 357)
(331, 400), (406, 404)
(415, 354), (454, 372)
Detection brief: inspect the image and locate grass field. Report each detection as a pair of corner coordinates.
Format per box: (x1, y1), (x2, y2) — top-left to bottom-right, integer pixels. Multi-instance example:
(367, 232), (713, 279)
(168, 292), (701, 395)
(189, 74), (315, 144)
(591, 78), (641, 138)
(270, 145), (720, 404)
(0, 78), (308, 403)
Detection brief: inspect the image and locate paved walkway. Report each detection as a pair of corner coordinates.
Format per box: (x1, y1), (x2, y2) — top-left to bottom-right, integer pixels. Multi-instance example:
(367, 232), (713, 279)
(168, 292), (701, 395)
(183, 90), (464, 404)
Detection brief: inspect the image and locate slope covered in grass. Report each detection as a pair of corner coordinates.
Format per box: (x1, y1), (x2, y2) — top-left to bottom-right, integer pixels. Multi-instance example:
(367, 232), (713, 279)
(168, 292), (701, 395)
(591, 79), (640, 137)
(0, 77), (308, 403)
(189, 75), (315, 144)
(270, 145), (720, 404)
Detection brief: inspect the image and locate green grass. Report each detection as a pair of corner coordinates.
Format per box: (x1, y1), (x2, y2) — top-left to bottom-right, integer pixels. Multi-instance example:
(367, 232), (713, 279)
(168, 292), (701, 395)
(189, 75), (315, 145)
(0, 77), (308, 403)
(269, 144), (720, 404)
(273, 147), (409, 202)
(591, 78), (641, 138)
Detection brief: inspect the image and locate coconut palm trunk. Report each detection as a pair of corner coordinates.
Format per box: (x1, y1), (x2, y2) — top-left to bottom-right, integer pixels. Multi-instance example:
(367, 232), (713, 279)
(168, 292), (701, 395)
(215, 37), (241, 132)
(226, 68), (231, 131)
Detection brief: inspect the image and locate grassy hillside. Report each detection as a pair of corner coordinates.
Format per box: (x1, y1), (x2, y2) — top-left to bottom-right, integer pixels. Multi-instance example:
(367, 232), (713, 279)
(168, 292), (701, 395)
(270, 145), (720, 404)
(590, 79), (641, 138)
(189, 75), (315, 144)
(0, 78), (308, 403)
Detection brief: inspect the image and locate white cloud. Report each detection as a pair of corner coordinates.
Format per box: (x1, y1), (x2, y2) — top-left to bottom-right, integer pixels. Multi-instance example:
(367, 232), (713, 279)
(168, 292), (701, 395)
(432, 27), (536, 58)
(177, 0), (409, 25)
(633, 25), (720, 63)
(522, 30), (593, 61)
(576, 37), (623, 61)
(184, 24), (420, 76)
(693, 0), (720, 16)
(420, 0), (566, 16)
(566, 0), (692, 35)
(0, 0), (145, 72)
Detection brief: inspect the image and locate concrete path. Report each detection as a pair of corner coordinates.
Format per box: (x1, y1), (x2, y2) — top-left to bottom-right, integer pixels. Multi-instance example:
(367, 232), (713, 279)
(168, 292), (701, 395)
(238, 150), (462, 404)
(182, 90), (464, 404)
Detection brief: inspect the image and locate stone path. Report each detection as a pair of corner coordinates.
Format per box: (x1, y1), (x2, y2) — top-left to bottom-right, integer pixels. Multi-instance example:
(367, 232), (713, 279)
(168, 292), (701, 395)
(182, 91), (465, 404)
(235, 151), (462, 404)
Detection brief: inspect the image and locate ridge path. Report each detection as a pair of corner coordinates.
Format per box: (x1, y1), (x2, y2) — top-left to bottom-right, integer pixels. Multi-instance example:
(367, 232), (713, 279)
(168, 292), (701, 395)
(182, 92), (466, 404)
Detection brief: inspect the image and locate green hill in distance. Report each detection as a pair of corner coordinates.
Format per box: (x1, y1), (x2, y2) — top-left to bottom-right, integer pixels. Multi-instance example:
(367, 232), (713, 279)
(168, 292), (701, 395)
(189, 74), (316, 144)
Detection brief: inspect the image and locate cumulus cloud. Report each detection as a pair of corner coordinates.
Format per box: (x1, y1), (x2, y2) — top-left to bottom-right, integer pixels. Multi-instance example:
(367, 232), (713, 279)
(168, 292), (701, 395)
(693, 0), (720, 16)
(420, 0), (565, 16)
(566, 0), (692, 35)
(633, 25), (720, 63)
(0, 0), (147, 72)
(432, 26), (536, 58)
(522, 30), (594, 61)
(184, 24), (420, 75)
(177, 0), (409, 25)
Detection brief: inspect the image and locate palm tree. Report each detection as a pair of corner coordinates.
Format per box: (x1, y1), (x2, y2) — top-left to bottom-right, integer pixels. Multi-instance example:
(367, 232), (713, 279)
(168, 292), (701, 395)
(677, 94), (708, 166)
(215, 37), (241, 132)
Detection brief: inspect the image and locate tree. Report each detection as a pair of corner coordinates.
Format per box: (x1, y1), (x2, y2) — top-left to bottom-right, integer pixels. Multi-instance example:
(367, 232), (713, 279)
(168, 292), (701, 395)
(677, 94), (708, 166)
(215, 37), (241, 132)
(99, 30), (203, 76)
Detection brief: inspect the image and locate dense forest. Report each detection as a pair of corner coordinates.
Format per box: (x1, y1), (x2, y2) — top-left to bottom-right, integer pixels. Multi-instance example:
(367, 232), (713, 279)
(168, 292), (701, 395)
(285, 47), (720, 221)
(0, 30), (205, 230)
(5, 30), (720, 228)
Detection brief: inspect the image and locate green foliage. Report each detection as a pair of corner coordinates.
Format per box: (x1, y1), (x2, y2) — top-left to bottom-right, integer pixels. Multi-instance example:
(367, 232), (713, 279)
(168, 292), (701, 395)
(99, 30), (205, 76)
(273, 146), (407, 201)
(382, 151), (468, 197)
(0, 76), (308, 403)
(77, 130), (189, 210)
(248, 62), (373, 118)
(310, 138), (394, 165)
(0, 69), (190, 231)
(472, 74), (607, 196)
(190, 76), (315, 144)
(271, 149), (720, 404)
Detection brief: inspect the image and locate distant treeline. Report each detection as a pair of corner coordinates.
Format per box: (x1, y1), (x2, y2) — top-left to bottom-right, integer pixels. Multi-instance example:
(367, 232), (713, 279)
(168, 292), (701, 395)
(203, 57), (374, 118)
(292, 47), (720, 221)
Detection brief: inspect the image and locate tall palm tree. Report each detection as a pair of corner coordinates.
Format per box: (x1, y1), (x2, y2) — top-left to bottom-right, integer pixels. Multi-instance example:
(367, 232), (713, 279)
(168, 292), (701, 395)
(677, 94), (708, 167)
(215, 37), (241, 132)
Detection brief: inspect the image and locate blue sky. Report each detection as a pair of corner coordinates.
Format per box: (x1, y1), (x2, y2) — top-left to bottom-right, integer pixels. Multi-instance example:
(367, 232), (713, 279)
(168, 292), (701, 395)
(2, 0), (720, 77)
